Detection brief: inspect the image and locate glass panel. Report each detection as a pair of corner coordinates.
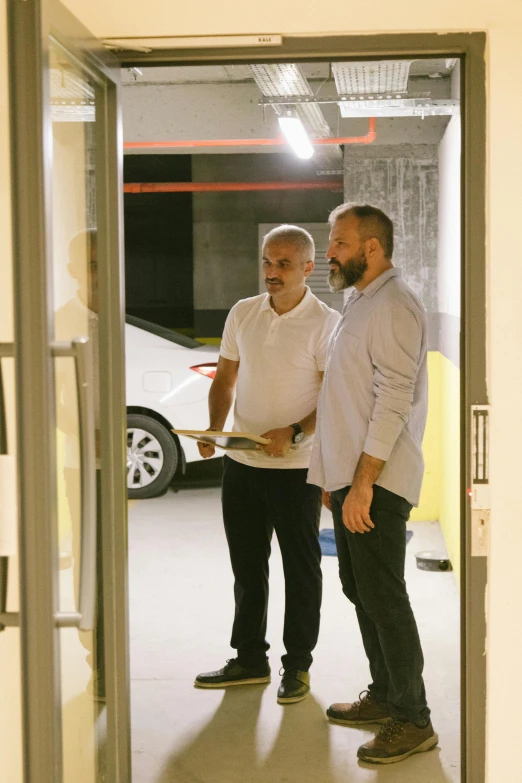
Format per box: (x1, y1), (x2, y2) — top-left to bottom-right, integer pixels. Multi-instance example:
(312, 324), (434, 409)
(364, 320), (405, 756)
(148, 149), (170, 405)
(50, 38), (104, 783)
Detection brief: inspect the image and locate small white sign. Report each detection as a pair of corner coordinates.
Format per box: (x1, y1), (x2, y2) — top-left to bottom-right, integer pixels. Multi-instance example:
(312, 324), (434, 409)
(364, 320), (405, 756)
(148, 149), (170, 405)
(103, 34), (283, 52)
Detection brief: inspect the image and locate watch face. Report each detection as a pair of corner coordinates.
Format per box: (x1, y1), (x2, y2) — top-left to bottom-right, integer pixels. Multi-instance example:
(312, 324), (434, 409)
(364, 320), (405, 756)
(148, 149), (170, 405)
(294, 430), (305, 443)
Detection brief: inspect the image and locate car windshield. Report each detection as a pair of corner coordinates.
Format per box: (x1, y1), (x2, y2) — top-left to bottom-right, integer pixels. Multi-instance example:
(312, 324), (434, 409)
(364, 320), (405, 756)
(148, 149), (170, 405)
(125, 314), (203, 349)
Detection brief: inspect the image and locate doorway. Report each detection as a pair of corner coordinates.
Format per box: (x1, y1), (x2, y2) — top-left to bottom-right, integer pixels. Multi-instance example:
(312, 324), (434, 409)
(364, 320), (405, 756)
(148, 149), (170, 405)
(117, 38), (485, 783)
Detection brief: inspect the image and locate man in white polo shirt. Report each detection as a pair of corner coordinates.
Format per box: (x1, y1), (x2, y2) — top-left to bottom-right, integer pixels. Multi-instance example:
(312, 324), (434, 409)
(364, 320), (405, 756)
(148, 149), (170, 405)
(194, 225), (340, 703)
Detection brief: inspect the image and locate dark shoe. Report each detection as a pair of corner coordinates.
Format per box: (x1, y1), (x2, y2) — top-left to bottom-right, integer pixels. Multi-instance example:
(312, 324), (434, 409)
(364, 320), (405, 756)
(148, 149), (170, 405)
(327, 690), (391, 726)
(277, 668), (310, 704)
(357, 718), (438, 764)
(194, 658), (270, 689)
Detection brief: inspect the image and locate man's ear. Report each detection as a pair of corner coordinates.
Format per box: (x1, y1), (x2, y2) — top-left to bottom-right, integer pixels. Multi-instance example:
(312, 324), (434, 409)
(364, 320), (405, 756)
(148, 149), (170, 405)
(304, 259), (315, 278)
(366, 237), (381, 257)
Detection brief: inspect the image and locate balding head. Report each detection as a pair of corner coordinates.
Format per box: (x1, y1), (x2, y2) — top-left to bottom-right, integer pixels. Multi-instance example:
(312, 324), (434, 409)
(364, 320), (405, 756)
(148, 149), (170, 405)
(329, 203), (394, 259)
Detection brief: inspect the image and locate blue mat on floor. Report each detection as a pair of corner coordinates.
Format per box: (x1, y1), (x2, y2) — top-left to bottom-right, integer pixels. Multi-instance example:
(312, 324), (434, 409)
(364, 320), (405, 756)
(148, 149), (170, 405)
(319, 528), (413, 556)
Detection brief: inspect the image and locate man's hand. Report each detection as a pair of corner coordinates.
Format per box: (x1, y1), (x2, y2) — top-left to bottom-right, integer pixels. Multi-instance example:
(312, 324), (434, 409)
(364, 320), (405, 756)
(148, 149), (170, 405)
(342, 484), (375, 534)
(321, 489), (332, 511)
(259, 426), (294, 458)
(197, 428), (218, 459)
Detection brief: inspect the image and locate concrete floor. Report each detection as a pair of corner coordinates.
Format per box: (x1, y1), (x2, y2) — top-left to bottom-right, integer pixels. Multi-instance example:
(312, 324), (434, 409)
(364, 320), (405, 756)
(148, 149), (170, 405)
(128, 481), (460, 783)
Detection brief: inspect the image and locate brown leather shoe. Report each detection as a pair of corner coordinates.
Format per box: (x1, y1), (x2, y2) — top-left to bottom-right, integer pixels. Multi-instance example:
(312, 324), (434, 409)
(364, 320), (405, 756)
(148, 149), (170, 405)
(327, 690), (391, 725)
(357, 718), (438, 764)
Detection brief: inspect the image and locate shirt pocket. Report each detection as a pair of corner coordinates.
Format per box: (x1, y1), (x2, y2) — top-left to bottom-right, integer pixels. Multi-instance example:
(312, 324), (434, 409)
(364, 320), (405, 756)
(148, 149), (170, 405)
(329, 328), (364, 376)
(338, 328), (361, 357)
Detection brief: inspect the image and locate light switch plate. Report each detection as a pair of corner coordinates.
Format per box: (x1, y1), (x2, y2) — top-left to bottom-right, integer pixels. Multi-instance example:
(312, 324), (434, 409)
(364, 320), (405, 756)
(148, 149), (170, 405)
(471, 508), (490, 557)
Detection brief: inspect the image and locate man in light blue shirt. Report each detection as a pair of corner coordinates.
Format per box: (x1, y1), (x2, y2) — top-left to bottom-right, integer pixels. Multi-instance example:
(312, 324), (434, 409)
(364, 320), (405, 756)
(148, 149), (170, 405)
(308, 204), (437, 765)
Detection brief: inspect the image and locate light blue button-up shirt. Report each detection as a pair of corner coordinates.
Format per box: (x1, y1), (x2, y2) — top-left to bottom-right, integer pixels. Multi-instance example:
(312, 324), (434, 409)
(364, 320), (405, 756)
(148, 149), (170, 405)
(307, 268), (428, 506)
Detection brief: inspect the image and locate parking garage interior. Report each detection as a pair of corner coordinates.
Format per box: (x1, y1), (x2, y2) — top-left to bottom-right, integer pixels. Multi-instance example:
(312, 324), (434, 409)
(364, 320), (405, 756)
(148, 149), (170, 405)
(112, 57), (464, 783)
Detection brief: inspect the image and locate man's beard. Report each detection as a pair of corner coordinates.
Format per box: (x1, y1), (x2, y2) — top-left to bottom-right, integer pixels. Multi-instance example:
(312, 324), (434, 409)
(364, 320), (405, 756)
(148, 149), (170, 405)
(328, 250), (368, 292)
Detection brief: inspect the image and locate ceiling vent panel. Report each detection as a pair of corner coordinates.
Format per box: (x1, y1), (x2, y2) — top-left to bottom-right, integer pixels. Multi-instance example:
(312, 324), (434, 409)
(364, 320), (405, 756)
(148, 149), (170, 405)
(332, 60), (412, 96)
(250, 64), (341, 162)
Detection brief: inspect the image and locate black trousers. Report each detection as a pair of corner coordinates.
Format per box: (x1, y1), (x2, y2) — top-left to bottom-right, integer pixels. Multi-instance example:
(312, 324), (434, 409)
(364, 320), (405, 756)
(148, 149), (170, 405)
(221, 456), (322, 671)
(331, 484), (430, 725)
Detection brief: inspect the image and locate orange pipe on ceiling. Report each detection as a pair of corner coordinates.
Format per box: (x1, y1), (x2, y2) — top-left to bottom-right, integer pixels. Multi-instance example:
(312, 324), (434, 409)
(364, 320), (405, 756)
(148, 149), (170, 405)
(124, 180), (344, 193)
(124, 117), (376, 150)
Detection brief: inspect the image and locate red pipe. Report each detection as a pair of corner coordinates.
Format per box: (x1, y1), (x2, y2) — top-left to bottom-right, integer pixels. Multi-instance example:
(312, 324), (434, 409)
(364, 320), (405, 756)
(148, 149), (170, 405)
(124, 180), (343, 193)
(124, 117), (376, 150)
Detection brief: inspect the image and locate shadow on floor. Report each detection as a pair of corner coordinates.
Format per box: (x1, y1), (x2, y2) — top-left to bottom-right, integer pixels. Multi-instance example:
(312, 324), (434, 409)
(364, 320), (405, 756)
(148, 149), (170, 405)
(157, 688), (335, 783)
(155, 686), (455, 783)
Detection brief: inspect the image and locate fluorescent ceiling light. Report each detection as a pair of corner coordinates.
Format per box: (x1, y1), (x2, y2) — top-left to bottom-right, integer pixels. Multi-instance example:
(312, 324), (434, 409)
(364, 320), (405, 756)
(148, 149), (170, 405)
(278, 116), (314, 159)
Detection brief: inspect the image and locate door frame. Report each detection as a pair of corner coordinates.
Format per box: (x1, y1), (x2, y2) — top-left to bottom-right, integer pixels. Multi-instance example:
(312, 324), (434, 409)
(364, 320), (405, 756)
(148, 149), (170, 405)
(120, 32), (487, 783)
(7, 1), (130, 781)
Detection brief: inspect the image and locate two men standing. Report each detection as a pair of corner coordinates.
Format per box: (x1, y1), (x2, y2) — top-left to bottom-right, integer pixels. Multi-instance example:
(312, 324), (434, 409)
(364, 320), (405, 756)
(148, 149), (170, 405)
(196, 206), (437, 765)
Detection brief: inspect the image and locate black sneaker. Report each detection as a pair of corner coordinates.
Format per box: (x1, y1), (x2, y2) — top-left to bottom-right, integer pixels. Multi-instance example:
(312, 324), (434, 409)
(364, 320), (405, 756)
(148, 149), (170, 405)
(194, 658), (271, 689)
(277, 668), (310, 704)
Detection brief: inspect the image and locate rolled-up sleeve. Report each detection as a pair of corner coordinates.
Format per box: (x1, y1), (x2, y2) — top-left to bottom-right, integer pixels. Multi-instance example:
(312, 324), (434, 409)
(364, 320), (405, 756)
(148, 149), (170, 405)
(363, 304), (422, 461)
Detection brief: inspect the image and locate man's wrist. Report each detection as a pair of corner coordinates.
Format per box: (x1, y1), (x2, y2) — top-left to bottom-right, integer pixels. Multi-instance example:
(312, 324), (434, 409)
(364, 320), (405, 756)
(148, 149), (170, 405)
(289, 423), (304, 444)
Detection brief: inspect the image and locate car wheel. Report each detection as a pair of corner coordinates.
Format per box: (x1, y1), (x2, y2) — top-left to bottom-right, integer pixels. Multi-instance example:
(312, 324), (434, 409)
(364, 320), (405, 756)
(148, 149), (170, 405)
(126, 414), (179, 499)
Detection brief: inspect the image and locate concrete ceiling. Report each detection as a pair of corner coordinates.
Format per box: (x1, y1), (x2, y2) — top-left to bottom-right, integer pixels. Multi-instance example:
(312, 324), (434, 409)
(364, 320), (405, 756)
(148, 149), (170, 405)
(121, 58), (458, 159)
(120, 59), (457, 85)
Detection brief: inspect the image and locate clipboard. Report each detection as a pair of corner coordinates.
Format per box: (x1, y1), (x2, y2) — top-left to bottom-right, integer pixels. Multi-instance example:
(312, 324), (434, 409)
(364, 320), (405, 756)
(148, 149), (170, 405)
(172, 429), (271, 451)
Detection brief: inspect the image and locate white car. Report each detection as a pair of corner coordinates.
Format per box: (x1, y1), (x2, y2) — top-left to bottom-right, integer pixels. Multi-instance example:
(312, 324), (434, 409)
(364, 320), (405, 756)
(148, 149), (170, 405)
(125, 315), (225, 498)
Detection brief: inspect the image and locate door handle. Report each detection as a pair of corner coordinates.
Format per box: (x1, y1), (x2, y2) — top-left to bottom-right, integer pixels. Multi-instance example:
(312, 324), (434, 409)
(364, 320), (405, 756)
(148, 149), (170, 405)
(53, 338), (97, 631)
(0, 339), (98, 631)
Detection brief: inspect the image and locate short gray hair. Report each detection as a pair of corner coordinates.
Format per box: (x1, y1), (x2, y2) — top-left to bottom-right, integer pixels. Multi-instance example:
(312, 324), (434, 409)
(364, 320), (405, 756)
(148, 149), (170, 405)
(262, 224), (315, 265)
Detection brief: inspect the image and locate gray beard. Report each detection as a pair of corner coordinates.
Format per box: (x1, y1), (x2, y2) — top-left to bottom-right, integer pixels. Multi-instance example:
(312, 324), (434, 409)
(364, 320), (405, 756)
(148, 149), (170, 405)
(328, 254), (368, 291)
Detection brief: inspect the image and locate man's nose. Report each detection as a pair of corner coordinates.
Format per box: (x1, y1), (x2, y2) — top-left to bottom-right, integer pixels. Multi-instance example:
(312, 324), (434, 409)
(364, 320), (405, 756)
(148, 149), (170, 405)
(326, 245), (335, 260)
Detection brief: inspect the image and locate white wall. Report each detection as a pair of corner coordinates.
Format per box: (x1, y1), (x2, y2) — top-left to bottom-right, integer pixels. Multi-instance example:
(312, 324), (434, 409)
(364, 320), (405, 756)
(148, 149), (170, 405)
(437, 114), (461, 319)
(3, 0), (522, 780)
(53, 2), (522, 779)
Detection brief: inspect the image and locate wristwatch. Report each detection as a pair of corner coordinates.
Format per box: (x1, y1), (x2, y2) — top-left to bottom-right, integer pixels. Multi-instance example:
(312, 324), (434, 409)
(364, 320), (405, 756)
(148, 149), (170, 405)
(290, 423), (305, 444)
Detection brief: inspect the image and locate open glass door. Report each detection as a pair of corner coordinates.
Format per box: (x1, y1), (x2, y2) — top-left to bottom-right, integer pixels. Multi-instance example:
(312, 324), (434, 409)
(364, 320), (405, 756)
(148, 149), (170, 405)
(6, 1), (129, 781)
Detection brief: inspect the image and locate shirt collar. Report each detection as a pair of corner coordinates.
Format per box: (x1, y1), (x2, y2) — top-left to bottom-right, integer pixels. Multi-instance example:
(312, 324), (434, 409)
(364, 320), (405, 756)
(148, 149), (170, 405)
(359, 267), (401, 298)
(260, 285), (313, 318)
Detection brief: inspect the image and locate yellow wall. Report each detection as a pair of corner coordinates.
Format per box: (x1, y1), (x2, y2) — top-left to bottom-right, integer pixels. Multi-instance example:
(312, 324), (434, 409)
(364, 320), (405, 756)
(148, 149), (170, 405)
(410, 351), (460, 580)
(410, 351), (441, 523)
(439, 353), (461, 578)
(411, 351), (460, 579)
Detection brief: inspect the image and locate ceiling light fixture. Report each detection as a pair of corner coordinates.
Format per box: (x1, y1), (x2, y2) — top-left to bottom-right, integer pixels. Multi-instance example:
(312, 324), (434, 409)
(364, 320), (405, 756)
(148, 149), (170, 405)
(278, 115), (314, 159)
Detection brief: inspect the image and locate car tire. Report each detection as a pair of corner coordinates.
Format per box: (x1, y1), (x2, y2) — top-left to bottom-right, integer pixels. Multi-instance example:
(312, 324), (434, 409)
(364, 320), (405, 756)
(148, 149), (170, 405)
(127, 414), (179, 499)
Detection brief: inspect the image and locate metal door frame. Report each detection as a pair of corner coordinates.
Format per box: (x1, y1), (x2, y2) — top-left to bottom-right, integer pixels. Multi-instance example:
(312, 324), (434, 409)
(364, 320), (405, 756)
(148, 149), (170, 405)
(7, 1), (130, 781)
(120, 32), (487, 783)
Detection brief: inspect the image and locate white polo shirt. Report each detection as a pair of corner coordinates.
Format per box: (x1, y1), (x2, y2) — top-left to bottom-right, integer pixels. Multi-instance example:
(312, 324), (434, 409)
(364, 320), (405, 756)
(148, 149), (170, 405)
(220, 286), (340, 469)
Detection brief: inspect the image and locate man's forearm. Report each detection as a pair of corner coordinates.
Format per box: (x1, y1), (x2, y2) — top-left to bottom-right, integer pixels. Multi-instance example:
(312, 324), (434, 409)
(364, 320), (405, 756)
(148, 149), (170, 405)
(208, 380), (235, 430)
(352, 452), (386, 488)
(297, 408), (317, 437)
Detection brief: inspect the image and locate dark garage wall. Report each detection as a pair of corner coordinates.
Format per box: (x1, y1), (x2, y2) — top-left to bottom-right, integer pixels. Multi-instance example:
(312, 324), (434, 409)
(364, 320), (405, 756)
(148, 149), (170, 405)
(124, 155), (194, 330)
(192, 153), (342, 337)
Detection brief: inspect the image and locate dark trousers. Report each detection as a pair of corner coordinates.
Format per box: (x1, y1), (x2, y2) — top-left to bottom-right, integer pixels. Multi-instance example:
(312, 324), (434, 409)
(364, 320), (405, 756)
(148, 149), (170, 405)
(331, 484), (430, 725)
(222, 456), (322, 671)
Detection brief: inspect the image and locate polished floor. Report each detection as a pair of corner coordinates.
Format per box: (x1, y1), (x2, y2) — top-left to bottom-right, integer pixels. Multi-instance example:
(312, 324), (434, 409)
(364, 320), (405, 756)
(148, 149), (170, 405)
(128, 478), (460, 783)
